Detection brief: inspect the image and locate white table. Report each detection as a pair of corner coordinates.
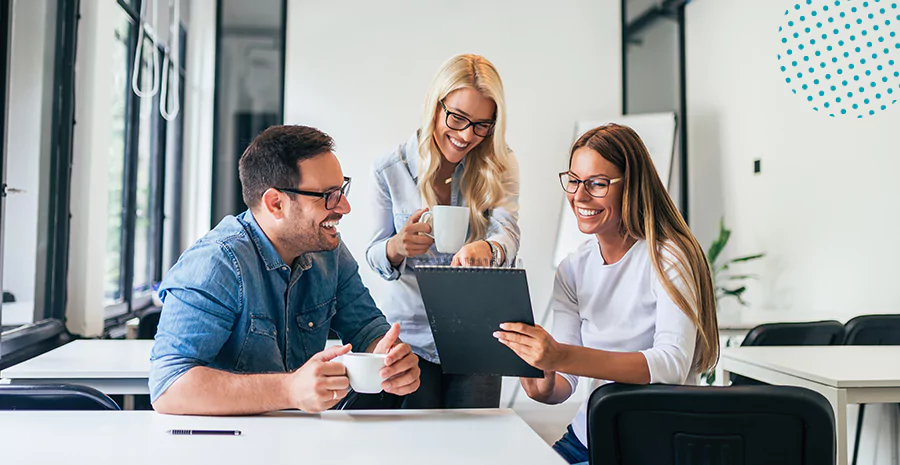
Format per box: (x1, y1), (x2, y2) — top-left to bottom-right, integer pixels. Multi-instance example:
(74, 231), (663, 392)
(0, 339), (350, 396)
(0, 339), (153, 395)
(0, 409), (566, 465)
(720, 346), (900, 465)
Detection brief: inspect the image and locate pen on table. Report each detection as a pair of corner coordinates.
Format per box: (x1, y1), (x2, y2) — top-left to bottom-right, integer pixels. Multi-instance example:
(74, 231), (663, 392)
(167, 429), (242, 436)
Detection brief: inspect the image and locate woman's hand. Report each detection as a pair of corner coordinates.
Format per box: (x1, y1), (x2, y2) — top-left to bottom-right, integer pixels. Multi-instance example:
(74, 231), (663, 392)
(520, 370), (560, 403)
(386, 208), (434, 266)
(493, 323), (567, 372)
(451, 241), (493, 267)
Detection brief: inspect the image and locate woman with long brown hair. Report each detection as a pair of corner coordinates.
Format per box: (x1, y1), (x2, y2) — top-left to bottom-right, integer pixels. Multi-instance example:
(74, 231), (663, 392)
(495, 123), (718, 464)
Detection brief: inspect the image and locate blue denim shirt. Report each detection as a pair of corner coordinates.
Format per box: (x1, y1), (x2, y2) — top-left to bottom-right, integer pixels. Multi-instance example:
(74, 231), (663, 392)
(149, 210), (391, 402)
(365, 132), (520, 363)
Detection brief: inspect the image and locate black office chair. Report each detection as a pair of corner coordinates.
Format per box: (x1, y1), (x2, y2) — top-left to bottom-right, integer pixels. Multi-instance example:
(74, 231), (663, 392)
(732, 320), (845, 385)
(334, 390), (404, 410)
(843, 314), (900, 346)
(137, 308), (162, 340)
(842, 314), (900, 465)
(588, 383), (835, 465)
(0, 384), (120, 410)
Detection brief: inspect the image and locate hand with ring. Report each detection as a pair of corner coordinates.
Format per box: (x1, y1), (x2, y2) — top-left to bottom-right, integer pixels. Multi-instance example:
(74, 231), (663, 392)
(285, 344), (351, 413)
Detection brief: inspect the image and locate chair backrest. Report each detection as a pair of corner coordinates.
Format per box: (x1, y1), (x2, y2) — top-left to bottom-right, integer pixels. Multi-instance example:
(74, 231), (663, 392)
(0, 384), (121, 411)
(334, 390), (403, 410)
(588, 383), (835, 465)
(733, 320), (845, 385)
(742, 320), (845, 346)
(842, 314), (900, 345)
(137, 308), (162, 340)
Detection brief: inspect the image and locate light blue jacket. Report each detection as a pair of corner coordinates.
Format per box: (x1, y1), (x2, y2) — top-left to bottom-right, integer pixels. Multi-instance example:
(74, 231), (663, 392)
(150, 210), (391, 402)
(365, 132), (520, 363)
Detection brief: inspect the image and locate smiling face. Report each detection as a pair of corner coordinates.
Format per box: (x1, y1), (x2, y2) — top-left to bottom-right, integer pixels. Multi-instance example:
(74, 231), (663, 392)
(433, 87), (496, 164)
(567, 147), (625, 239)
(278, 152), (351, 255)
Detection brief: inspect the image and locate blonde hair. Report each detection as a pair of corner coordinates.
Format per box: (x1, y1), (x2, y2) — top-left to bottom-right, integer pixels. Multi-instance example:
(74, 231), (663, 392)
(571, 124), (719, 372)
(417, 54), (517, 243)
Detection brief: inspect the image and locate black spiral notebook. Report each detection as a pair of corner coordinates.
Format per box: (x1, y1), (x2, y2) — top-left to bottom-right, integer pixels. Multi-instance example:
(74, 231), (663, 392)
(414, 266), (543, 378)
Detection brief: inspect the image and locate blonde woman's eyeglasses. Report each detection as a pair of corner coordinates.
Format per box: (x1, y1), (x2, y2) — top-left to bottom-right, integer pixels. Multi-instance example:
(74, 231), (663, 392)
(439, 99), (495, 137)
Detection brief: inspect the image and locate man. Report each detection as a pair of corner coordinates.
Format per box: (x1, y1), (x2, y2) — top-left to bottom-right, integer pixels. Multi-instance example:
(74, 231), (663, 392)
(150, 125), (420, 415)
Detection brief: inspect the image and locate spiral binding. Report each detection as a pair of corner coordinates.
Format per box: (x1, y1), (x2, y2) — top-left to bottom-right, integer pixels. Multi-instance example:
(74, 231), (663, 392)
(415, 265), (525, 272)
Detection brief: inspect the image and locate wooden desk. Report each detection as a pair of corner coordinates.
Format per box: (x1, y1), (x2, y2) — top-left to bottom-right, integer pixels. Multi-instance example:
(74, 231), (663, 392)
(0, 409), (566, 465)
(720, 346), (900, 465)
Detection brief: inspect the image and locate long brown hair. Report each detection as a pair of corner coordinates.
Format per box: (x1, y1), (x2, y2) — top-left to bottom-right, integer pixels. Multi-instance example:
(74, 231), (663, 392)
(571, 123), (719, 372)
(417, 54), (517, 242)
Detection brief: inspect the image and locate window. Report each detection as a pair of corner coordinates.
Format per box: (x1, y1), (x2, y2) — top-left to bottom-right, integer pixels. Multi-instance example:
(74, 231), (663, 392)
(104, 0), (186, 329)
(0, 0), (77, 364)
(105, 11), (130, 305)
(622, 0), (689, 218)
(212, 0), (286, 223)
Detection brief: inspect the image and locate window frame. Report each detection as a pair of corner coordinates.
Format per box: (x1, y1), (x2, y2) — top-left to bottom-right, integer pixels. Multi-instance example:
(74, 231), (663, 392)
(621, 0), (690, 220)
(0, 0), (79, 367)
(105, 0), (186, 330)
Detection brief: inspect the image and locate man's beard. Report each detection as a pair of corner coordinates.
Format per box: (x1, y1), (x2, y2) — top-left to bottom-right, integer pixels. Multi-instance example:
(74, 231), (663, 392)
(284, 217), (339, 257)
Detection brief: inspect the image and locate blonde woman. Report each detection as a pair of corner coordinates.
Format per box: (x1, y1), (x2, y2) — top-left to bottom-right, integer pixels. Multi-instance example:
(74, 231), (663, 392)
(366, 54), (519, 408)
(495, 124), (718, 464)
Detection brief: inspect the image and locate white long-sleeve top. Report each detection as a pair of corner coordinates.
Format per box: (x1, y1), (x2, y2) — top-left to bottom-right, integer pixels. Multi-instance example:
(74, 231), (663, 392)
(552, 238), (699, 447)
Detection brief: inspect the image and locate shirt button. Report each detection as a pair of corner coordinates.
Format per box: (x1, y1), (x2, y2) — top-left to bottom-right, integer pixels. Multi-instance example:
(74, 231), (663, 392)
(281, 266), (288, 271)
(308, 322), (314, 328)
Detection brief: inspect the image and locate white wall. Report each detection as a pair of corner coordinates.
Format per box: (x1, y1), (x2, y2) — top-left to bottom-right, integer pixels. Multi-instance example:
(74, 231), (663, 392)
(2, 0), (57, 317)
(181, 0), (217, 247)
(686, 0), (900, 315)
(68, 0), (118, 336)
(284, 0), (622, 323)
(686, 0), (900, 461)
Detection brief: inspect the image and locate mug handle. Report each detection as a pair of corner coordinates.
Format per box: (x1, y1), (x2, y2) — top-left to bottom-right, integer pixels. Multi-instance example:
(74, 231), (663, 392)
(417, 211), (434, 239)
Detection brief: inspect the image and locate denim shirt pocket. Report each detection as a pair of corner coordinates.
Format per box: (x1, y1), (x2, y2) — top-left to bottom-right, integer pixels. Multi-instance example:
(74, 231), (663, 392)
(234, 314), (284, 373)
(296, 298), (338, 358)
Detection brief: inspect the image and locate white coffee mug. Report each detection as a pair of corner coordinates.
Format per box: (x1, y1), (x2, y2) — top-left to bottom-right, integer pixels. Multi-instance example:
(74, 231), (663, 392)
(341, 353), (387, 394)
(418, 206), (469, 254)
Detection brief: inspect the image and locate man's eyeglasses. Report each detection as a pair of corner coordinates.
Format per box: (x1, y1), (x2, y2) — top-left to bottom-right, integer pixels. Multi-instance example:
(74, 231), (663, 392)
(440, 99), (495, 137)
(276, 177), (351, 210)
(559, 172), (622, 198)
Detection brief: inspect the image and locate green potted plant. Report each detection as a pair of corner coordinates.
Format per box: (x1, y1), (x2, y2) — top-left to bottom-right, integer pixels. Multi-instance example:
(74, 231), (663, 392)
(702, 217), (764, 385)
(707, 218), (765, 307)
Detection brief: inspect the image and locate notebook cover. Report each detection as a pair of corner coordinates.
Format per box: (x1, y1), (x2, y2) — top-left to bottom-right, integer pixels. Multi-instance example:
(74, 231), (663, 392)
(414, 266), (543, 378)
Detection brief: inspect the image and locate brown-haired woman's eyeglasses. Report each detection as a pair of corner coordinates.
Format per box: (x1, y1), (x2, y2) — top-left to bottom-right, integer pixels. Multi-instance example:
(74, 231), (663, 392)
(559, 172), (622, 198)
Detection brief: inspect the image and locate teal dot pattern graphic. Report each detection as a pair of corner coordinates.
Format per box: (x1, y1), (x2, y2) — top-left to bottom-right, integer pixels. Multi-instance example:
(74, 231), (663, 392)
(779, 0), (900, 117)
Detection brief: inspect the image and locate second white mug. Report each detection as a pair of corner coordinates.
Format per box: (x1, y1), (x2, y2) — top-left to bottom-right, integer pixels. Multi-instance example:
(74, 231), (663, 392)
(340, 353), (387, 394)
(418, 205), (469, 254)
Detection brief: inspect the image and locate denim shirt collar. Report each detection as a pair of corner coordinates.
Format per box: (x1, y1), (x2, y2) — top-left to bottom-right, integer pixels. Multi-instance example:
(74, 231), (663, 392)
(238, 210), (311, 272)
(402, 131), (466, 184)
